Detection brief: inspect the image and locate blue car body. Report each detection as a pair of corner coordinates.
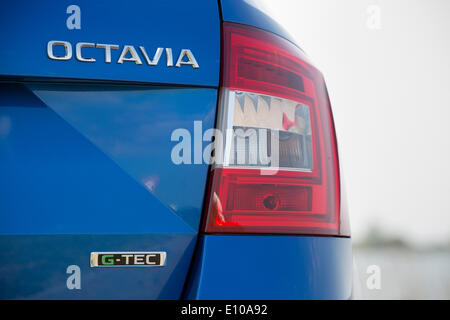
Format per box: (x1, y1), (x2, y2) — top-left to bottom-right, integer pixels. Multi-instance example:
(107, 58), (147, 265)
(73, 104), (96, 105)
(0, 0), (353, 299)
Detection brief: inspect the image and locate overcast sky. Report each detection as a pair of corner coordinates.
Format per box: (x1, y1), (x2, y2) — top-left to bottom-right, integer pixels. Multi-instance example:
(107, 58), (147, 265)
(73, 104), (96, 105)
(260, 0), (450, 246)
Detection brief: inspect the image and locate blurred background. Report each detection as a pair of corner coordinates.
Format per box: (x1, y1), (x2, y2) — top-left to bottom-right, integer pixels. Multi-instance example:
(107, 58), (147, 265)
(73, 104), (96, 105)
(260, 0), (450, 299)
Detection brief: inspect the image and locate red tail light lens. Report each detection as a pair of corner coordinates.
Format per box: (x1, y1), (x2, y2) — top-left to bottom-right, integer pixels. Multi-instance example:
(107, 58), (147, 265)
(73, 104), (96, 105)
(202, 22), (348, 236)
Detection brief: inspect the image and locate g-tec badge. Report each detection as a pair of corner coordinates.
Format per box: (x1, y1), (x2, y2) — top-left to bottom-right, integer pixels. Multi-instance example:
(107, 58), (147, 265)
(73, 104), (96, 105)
(90, 252), (166, 267)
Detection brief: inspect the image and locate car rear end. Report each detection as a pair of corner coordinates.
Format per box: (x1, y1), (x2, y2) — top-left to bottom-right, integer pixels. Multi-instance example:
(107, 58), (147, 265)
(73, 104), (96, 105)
(0, 0), (353, 299)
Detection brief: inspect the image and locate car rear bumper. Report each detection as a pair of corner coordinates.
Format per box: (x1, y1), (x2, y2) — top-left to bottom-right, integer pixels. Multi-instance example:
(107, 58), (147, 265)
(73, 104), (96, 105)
(184, 234), (353, 300)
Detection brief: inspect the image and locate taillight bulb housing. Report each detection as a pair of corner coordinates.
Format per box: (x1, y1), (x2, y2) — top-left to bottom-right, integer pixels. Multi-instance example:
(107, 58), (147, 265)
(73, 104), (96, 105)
(202, 22), (348, 236)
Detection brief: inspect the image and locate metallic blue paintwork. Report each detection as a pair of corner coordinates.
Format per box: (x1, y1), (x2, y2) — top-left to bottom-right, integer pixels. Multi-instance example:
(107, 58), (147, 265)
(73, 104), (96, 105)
(184, 235), (353, 300)
(0, 84), (216, 234)
(0, 234), (196, 299)
(0, 0), (220, 86)
(0, 83), (216, 298)
(28, 84), (217, 231)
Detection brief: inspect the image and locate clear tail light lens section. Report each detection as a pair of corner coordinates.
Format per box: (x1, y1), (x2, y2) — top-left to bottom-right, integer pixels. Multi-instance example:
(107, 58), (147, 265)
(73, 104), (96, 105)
(202, 22), (348, 236)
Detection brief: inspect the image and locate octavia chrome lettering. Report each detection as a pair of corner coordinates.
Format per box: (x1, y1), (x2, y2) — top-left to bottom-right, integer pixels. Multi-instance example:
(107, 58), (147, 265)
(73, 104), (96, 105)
(47, 40), (199, 68)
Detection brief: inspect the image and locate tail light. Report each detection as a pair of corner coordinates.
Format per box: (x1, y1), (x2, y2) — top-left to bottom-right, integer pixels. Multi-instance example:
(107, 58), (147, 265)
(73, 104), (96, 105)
(201, 22), (349, 236)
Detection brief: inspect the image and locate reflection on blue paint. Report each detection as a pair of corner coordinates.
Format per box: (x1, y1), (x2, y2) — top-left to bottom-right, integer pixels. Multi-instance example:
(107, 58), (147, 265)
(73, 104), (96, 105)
(185, 235), (353, 300)
(0, 83), (217, 299)
(29, 84), (217, 230)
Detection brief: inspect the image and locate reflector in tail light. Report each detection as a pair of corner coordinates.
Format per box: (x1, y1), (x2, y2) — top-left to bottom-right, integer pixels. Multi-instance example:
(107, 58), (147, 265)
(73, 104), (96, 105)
(202, 22), (349, 236)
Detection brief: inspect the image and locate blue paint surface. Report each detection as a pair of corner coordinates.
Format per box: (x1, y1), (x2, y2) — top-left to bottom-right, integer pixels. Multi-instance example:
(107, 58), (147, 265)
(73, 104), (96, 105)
(0, 234), (196, 299)
(185, 235), (353, 300)
(0, 0), (220, 86)
(0, 83), (216, 298)
(0, 84), (216, 234)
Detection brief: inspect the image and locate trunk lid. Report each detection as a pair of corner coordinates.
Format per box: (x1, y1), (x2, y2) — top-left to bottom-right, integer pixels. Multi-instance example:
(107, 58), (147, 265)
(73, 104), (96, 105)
(0, 0), (220, 299)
